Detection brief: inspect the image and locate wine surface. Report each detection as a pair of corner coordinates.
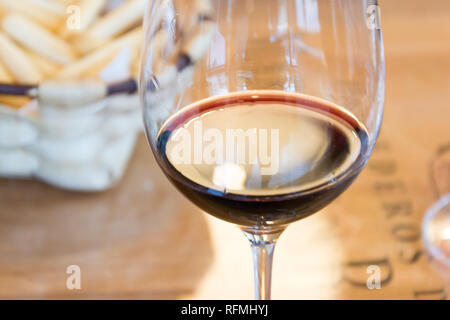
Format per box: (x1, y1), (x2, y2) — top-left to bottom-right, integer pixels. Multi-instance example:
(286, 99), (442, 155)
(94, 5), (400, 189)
(154, 91), (369, 227)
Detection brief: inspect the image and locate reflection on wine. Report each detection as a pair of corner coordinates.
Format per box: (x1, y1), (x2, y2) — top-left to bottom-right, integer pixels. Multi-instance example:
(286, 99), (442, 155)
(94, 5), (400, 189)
(153, 91), (369, 227)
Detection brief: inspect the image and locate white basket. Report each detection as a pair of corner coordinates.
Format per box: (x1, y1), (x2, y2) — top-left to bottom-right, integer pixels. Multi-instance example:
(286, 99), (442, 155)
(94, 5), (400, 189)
(0, 89), (142, 191)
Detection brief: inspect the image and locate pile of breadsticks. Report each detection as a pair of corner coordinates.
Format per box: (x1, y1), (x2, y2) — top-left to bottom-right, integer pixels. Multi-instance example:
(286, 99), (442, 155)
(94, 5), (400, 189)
(0, 0), (145, 191)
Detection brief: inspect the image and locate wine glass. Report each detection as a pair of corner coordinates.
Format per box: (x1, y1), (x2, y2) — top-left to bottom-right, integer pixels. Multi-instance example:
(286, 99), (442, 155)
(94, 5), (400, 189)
(140, 0), (385, 299)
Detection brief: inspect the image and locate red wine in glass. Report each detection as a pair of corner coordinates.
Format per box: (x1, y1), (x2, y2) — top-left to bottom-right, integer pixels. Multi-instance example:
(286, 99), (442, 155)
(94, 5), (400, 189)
(153, 91), (370, 227)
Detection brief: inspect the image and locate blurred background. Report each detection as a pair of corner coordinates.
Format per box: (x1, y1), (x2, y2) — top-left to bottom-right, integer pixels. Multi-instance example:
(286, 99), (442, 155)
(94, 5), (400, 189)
(0, 0), (449, 299)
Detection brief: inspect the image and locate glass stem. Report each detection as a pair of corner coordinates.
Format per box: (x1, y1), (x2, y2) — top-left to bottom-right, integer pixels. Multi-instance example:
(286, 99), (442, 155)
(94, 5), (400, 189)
(242, 227), (285, 300)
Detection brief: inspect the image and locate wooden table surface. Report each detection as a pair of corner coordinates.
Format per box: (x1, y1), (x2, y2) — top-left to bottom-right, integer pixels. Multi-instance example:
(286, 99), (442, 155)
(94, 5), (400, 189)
(0, 0), (449, 299)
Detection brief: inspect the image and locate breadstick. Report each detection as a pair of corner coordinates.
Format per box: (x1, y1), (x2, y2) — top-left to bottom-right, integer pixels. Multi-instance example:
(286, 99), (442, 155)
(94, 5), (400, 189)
(76, 0), (145, 54)
(26, 51), (61, 79)
(0, 0), (63, 31)
(0, 95), (31, 109)
(178, 21), (215, 67)
(0, 59), (13, 82)
(2, 14), (76, 65)
(0, 32), (42, 83)
(150, 29), (171, 73)
(0, 4), (6, 17)
(27, 0), (66, 16)
(131, 55), (141, 78)
(77, 0), (107, 31)
(58, 27), (142, 79)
